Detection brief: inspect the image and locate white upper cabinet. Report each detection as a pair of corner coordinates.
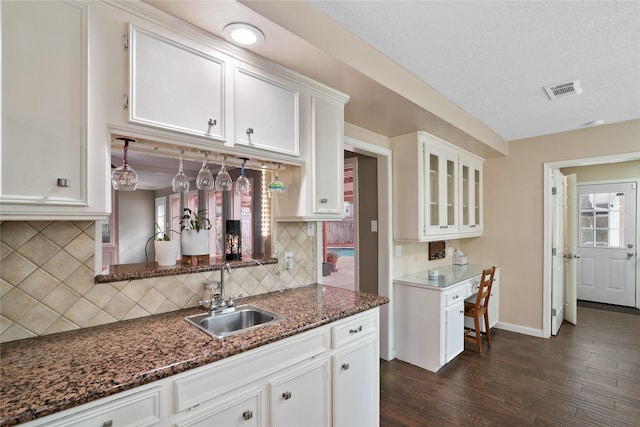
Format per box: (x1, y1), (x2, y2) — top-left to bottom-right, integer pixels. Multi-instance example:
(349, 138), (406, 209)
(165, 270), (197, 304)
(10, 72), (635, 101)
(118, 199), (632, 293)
(234, 65), (299, 156)
(129, 25), (226, 142)
(0, 0), (107, 220)
(393, 131), (484, 241)
(459, 152), (483, 236)
(274, 93), (348, 221)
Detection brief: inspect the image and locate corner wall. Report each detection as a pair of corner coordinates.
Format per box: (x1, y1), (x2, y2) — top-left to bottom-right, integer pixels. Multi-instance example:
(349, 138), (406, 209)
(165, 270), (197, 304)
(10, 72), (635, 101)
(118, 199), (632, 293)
(460, 119), (640, 333)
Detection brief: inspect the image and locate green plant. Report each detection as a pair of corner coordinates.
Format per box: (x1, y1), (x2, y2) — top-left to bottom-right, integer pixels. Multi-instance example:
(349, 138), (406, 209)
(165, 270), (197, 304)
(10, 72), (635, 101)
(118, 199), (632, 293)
(179, 208), (212, 232)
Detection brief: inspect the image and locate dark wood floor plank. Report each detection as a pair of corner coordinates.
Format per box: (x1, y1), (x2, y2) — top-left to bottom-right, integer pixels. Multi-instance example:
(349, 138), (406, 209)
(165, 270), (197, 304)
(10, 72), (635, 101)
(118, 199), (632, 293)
(381, 306), (640, 426)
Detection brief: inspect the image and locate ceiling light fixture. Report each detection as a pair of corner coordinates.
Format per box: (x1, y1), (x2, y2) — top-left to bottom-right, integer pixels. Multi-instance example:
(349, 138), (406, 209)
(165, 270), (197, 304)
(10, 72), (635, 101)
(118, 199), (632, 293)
(223, 23), (264, 47)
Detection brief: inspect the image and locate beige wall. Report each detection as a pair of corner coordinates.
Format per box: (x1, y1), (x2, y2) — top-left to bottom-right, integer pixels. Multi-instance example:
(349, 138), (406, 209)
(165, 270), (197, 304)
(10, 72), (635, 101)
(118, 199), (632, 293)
(561, 160), (640, 182)
(460, 119), (640, 332)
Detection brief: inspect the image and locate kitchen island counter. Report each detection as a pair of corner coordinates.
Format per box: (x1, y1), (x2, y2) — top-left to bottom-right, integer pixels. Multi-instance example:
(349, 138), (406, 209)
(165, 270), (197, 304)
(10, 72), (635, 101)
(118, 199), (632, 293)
(0, 284), (388, 426)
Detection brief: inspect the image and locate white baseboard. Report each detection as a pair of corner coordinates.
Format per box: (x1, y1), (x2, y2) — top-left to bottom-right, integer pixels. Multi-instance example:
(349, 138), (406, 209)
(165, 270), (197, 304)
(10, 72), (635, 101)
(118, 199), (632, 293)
(494, 321), (546, 338)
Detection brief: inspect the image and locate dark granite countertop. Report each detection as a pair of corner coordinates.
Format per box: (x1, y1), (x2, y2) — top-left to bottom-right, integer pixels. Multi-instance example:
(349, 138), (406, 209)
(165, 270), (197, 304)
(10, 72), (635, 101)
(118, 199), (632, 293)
(0, 284), (388, 426)
(95, 257), (278, 283)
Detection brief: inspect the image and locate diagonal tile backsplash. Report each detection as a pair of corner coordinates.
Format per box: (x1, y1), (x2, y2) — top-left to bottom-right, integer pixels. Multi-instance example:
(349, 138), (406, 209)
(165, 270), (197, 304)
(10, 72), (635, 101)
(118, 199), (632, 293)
(0, 221), (315, 343)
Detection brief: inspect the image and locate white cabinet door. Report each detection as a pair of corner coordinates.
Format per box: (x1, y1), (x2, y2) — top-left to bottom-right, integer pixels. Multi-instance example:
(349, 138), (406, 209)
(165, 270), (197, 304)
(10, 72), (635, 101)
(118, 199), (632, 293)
(424, 140), (459, 238)
(24, 387), (162, 427)
(129, 25), (226, 141)
(311, 95), (344, 216)
(270, 361), (328, 427)
(235, 65), (299, 156)
(445, 301), (465, 362)
(333, 337), (379, 427)
(459, 153), (483, 236)
(273, 92), (348, 221)
(175, 390), (261, 427)
(1, 1), (90, 214)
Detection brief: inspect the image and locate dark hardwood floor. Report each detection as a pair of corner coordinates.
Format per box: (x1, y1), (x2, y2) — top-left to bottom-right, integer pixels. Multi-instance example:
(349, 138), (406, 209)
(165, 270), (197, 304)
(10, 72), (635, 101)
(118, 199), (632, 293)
(380, 306), (640, 426)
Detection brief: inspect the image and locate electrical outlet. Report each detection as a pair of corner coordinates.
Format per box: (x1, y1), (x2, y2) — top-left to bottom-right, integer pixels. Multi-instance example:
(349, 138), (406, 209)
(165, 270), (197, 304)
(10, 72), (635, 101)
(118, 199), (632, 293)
(306, 223), (314, 236)
(285, 252), (294, 270)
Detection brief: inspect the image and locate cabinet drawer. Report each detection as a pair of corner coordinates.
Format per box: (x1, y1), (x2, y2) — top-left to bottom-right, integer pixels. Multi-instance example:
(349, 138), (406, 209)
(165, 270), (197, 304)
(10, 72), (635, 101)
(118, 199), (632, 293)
(174, 328), (327, 412)
(46, 387), (161, 427)
(332, 311), (376, 348)
(445, 288), (465, 307)
(175, 388), (261, 427)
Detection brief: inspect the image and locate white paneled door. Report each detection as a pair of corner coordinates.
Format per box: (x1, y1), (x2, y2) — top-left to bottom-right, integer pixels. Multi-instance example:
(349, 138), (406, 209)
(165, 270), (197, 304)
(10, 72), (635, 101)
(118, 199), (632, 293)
(551, 170), (565, 335)
(577, 182), (637, 307)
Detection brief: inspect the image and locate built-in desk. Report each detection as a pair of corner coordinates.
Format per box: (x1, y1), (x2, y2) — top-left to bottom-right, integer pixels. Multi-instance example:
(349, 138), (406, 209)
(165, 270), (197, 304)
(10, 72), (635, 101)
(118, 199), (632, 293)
(394, 265), (499, 372)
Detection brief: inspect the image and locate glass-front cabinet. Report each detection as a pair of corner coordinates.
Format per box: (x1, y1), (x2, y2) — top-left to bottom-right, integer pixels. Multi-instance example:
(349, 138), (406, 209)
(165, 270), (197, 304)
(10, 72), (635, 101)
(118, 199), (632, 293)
(459, 153), (483, 235)
(393, 131), (484, 242)
(424, 144), (459, 237)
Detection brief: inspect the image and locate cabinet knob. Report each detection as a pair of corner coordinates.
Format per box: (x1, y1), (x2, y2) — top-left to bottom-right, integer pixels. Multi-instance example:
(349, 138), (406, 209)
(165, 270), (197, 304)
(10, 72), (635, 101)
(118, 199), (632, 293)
(282, 391), (292, 400)
(208, 118), (217, 126)
(243, 410), (253, 421)
(342, 363), (350, 370)
(349, 325), (363, 334)
(102, 421), (113, 427)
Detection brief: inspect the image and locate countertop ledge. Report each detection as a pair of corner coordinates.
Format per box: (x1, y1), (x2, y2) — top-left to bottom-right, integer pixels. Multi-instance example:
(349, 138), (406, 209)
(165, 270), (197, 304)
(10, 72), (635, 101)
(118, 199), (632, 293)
(95, 257), (278, 284)
(0, 284), (388, 426)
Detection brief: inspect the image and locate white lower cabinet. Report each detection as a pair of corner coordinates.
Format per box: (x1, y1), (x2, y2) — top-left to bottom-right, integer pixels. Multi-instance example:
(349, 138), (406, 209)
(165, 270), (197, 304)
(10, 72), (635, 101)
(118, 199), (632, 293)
(333, 336), (378, 427)
(21, 386), (162, 427)
(269, 361), (328, 426)
(21, 309), (380, 426)
(444, 301), (465, 363)
(175, 387), (262, 427)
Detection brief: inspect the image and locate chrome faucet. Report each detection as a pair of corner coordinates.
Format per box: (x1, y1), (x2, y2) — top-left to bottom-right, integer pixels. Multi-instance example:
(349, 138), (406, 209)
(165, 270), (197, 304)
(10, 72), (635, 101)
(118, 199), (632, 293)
(220, 262), (232, 306)
(199, 263), (234, 314)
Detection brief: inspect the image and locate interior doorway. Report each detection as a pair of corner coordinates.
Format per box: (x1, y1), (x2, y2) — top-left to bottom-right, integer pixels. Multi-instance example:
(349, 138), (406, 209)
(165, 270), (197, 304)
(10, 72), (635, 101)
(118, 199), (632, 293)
(323, 158), (358, 291)
(576, 181), (637, 307)
(542, 153), (640, 338)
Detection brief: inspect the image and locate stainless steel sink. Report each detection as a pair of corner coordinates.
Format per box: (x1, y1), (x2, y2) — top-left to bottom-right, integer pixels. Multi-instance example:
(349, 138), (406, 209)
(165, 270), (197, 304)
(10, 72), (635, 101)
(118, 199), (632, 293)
(185, 305), (285, 338)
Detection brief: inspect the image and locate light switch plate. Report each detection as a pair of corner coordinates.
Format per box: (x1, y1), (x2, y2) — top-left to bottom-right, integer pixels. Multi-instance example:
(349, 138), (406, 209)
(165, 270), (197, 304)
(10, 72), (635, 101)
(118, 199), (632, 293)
(371, 220), (378, 232)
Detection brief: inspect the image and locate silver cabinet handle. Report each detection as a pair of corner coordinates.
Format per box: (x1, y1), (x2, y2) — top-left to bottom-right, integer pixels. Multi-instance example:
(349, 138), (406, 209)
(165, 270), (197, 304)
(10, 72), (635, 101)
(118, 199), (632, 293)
(208, 118), (217, 126)
(282, 391), (292, 400)
(342, 363), (350, 370)
(102, 422), (113, 427)
(243, 410), (253, 421)
(349, 325), (363, 334)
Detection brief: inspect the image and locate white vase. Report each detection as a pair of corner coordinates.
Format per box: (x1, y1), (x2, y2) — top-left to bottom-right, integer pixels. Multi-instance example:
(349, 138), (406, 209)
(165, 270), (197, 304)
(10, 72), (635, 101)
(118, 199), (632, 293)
(181, 229), (210, 256)
(154, 240), (179, 266)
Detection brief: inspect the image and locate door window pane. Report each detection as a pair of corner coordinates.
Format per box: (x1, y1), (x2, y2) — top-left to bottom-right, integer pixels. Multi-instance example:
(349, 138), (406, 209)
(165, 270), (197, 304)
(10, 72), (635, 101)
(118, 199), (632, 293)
(579, 191), (625, 248)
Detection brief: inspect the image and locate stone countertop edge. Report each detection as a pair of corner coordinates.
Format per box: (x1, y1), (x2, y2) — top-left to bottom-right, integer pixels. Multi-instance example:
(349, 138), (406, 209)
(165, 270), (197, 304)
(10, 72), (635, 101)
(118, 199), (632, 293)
(0, 284), (389, 426)
(95, 257), (278, 284)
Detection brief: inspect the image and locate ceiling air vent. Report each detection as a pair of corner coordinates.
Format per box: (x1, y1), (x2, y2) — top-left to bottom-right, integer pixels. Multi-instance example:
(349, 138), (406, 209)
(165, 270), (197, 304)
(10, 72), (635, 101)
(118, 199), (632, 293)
(543, 79), (582, 100)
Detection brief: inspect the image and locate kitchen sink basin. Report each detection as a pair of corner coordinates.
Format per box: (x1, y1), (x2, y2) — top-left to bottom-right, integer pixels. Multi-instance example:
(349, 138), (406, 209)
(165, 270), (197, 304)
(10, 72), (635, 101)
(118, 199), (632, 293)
(185, 305), (285, 338)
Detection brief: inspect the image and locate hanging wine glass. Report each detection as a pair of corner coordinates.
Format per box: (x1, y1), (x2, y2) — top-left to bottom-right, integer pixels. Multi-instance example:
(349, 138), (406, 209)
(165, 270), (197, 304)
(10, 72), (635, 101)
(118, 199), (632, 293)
(268, 163), (285, 198)
(215, 156), (232, 191)
(196, 154), (214, 190)
(111, 138), (138, 191)
(172, 154), (190, 193)
(236, 157), (250, 196)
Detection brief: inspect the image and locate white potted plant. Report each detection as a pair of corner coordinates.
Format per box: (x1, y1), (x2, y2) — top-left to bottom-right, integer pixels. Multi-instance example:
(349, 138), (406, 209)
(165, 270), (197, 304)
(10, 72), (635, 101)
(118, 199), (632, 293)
(145, 223), (180, 266)
(180, 208), (212, 258)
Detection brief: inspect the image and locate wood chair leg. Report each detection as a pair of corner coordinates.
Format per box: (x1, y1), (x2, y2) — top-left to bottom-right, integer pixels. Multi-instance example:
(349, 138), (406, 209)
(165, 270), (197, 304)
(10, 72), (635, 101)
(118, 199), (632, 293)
(484, 312), (491, 348)
(473, 316), (482, 354)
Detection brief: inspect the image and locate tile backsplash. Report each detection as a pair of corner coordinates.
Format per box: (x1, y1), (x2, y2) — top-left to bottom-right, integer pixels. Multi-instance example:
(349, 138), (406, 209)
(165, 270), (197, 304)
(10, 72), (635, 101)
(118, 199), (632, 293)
(0, 221), (315, 343)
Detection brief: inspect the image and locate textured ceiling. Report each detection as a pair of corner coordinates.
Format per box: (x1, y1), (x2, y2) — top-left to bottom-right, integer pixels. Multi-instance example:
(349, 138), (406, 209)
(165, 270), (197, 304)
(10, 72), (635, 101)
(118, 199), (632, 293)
(308, 1), (640, 141)
(145, 0), (639, 154)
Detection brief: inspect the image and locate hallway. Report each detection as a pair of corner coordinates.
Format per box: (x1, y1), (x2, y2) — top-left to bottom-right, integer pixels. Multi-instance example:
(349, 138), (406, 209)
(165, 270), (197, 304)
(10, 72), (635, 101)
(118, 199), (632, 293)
(380, 306), (640, 426)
